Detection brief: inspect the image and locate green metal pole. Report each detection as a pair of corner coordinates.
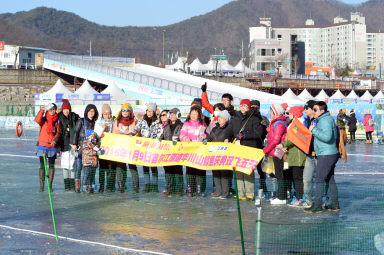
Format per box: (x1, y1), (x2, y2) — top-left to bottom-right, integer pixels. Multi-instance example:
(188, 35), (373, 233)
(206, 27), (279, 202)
(233, 167), (246, 255)
(43, 154), (58, 241)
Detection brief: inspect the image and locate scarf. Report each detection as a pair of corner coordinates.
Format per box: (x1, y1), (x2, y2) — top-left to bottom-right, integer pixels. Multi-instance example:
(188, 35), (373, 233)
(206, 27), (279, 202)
(46, 113), (58, 135)
(119, 116), (134, 127)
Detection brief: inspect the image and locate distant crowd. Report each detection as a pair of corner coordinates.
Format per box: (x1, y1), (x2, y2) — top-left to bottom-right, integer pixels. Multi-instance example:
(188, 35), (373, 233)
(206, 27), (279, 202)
(34, 83), (376, 213)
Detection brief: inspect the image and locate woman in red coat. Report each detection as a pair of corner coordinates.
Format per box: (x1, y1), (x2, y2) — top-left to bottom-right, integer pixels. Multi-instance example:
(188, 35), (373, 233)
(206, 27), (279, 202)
(35, 103), (61, 192)
(363, 114), (374, 144)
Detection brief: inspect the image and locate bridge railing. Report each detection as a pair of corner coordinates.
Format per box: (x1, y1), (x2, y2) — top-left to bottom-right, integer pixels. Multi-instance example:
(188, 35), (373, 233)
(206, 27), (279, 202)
(44, 52), (225, 103)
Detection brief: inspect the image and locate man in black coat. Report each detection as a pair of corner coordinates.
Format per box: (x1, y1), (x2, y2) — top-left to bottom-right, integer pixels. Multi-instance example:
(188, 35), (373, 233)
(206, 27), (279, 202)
(347, 109), (357, 143)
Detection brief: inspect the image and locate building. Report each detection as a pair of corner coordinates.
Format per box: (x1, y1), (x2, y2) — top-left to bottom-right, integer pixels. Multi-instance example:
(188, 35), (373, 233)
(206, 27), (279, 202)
(249, 12), (369, 76)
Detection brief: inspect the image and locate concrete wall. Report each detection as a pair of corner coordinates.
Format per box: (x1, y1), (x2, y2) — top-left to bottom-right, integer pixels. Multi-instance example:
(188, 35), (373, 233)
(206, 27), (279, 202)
(0, 69), (69, 85)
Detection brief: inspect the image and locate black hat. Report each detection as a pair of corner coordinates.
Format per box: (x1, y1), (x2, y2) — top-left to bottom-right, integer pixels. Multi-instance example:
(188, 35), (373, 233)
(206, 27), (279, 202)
(305, 100), (316, 110)
(250, 100), (260, 107)
(192, 98), (202, 104)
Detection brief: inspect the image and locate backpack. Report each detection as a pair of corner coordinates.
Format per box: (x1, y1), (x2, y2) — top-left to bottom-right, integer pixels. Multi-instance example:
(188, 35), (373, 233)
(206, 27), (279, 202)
(368, 117), (374, 126)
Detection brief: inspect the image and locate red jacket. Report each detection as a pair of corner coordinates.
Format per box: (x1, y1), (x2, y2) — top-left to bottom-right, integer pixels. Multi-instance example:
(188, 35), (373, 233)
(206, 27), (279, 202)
(263, 116), (287, 157)
(201, 92), (214, 114)
(35, 109), (61, 149)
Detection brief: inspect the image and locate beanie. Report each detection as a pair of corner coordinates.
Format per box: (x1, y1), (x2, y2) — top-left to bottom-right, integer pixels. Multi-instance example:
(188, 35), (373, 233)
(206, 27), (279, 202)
(147, 103), (157, 112)
(281, 103), (289, 111)
(271, 104), (284, 116)
(102, 104), (112, 115)
(216, 110), (231, 122)
(169, 108), (181, 118)
(121, 103), (133, 112)
(289, 105), (304, 118)
(240, 99), (251, 109)
(45, 103), (56, 112)
(250, 100), (260, 107)
(61, 99), (71, 111)
(192, 98), (202, 105)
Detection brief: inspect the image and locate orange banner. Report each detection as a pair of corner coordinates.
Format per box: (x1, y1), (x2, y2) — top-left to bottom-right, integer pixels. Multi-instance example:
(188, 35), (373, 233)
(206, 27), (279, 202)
(286, 118), (312, 154)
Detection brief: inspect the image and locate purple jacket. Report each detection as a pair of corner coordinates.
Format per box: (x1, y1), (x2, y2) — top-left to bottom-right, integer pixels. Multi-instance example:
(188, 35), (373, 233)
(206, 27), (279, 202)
(180, 120), (207, 142)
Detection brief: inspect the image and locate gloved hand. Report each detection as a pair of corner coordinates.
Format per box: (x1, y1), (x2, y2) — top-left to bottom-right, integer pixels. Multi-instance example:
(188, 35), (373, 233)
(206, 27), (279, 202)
(172, 140), (177, 146)
(97, 149), (105, 155)
(201, 82), (207, 93)
(203, 139), (208, 145)
(236, 132), (245, 141)
(158, 137), (162, 142)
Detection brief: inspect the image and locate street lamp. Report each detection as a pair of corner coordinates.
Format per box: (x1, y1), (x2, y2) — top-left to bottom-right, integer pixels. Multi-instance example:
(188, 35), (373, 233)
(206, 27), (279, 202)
(162, 30), (166, 67)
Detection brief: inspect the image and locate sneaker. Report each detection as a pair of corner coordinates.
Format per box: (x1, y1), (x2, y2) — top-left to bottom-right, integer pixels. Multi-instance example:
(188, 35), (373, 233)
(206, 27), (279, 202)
(325, 202), (340, 212)
(218, 195), (229, 200)
(304, 204), (323, 213)
(211, 192), (217, 196)
(296, 201), (312, 208)
(197, 192), (206, 197)
(211, 194), (221, 199)
(163, 191), (171, 196)
(234, 195), (246, 201)
(270, 198), (287, 205)
(174, 192), (183, 197)
(288, 198), (303, 207)
(246, 196), (255, 201)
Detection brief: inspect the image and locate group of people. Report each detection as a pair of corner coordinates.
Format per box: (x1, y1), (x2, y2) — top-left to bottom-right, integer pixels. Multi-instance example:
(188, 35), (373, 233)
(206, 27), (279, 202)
(34, 83), (345, 213)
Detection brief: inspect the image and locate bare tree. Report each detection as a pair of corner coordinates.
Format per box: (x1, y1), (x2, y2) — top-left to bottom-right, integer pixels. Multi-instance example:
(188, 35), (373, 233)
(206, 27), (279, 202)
(12, 46), (20, 69)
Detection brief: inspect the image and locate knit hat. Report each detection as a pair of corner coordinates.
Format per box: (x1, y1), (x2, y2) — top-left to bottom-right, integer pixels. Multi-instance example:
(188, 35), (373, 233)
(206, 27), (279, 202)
(281, 103), (289, 111)
(121, 103), (133, 112)
(289, 105), (304, 118)
(240, 99), (251, 109)
(216, 110), (231, 122)
(147, 103), (157, 112)
(101, 104), (112, 114)
(45, 103), (56, 112)
(169, 108), (181, 118)
(192, 98), (202, 105)
(61, 99), (71, 111)
(271, 104), (284, 116)
(250, 100), (260, 107)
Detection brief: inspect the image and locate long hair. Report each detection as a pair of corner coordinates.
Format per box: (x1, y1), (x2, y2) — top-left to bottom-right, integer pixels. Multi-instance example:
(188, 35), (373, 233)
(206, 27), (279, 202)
(116, 110), (135, 123)
(185, 105), (204, 124)
(160, 110), (169, 124)
(144, 110), (158, 123)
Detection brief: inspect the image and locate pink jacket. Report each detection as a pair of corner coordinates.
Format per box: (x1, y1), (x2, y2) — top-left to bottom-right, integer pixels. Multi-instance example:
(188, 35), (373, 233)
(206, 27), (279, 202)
(263, 116), (287, 157)
(363, 114), (374, 132)
(180, 120), (207, 142)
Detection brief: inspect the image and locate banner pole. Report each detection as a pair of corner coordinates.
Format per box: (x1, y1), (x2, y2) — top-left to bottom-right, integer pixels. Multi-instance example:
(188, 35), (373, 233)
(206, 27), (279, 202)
(42, 154), (58, 241)
(233, 167), (246, 255)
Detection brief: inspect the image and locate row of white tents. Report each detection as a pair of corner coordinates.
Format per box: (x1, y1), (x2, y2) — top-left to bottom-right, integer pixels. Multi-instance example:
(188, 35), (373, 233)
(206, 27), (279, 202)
(283, 88), (384, 103)
(34, 79), (135, 105)
(166, 57), (253, 74)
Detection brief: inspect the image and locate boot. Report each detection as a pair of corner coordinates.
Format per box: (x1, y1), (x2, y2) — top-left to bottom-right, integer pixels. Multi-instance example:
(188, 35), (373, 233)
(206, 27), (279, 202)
(39, 168), (45, 192)
(143, 184), (151, 193)
(69, 179), (75, 191)
(64, 179), (70, 191)
(118, 181), (125, 193)
(197, 184), (205, 197)
(186, 185), (193, 197)
(130, 169), (139, 193)
(98, 184), (104, 193)
(48, 168), (55, 192)
(151, 173), (159, 192)
(75, 179), (81, 193)
(175, 174), (184, 195)
(151, 184), (159, 193)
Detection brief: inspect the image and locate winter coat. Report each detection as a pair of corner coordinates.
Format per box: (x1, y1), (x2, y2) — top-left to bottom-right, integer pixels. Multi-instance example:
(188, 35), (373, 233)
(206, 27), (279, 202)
(336, 111), (347, 129)
(347, 113), (357, 132)
(282, 139), (306, 167)
(57, 112), (80, 152)
(72, 105), (99, 155)
(263, 115), (287, 157)
(94, 116), (114, 138)
(162, 119), (183, 141)
(232, 109), (264, 148)
(82, 140), (99, 168)
(112, 118), (136, 135)
(206, 122), (233, 142)
(131, 119), (163, 139)
(363, 114), (374, 132)
(180, 120), (207, 142)
(35, 109), (61, 149)
(312, 112), (339, 156)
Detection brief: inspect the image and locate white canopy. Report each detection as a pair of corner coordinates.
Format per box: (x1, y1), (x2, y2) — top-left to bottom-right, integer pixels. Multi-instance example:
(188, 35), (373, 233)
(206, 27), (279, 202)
(101, 81), (135, 103)
(165, 57), (187, 71)
(360, 90), (373, 100)
(188, 58), (207, 72)
(298, 89), (314, 101)
(346, 90), (359, 99)
(235, 60), (254, 74)
(35, 79), (73, 105)
(315, 89), (329, 101)
(374, 90), (384, 99)
(330, 89), (345, 99)
(44, 79), (73, 95)
(75, 80), (99, 95)
(282, 89), (304, 103)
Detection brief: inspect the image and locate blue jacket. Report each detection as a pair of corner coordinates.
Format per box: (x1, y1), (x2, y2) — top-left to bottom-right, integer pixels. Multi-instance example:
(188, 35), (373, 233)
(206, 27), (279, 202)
(312, 112), (338, 156)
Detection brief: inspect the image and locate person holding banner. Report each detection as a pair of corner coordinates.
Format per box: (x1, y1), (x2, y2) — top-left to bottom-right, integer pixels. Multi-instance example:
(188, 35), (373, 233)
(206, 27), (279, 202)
(35, 103), (61, 192)
(130, 103), (163, 193)
(162, 108), (184, 196)
(57, 99), (79, 191)
(180, 105), (208, 197)
(72, 104), (99, 193)
(113, 103), (138, 193)
(232, 99), (264, 201)
(263, 104), (288, 205)
(305, 101), (340, 213)
(276, 106), (306, 207)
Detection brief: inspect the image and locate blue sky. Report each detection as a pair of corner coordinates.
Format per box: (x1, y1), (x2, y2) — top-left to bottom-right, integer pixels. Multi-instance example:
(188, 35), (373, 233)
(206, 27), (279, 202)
(0, 0), (368, 27)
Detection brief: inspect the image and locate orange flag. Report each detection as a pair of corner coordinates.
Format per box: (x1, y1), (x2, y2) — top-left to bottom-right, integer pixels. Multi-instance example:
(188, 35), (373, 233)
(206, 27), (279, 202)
(286, 118), (312, 154)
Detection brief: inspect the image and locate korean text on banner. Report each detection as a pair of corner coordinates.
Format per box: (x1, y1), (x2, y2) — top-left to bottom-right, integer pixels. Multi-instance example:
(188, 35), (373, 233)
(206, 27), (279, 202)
(286, 118), (312, 154)
(99, 133), (265, 175)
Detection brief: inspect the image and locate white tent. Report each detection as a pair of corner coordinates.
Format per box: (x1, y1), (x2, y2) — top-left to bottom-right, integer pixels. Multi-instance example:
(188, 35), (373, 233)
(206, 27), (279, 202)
(282, 89), (304, 104)
(360, 90), (373, 100)
(188, 58), (207, 72)
(44, 79), (72, 95)
(235, 60), (254, 74)
(330, 89), (345, 99)
(315, 89), (329, 101)
(220, 59), (237, 71)
(346, 90), (359, 99)
(102, 81), (135, 104)
(36, 79), (73, 104)
(374, 90), (384, 99)
(165, 57), (187, 71)
(298, 89), (314, 101)
(72, 80), (99, 101)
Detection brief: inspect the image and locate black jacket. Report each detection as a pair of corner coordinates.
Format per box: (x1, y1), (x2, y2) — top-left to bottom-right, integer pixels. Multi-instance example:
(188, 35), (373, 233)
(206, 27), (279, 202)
(206, 122), (233, 142)
(162, 119), (183, 141)
(348, 113), (357, 132)
(58, 111), (80, 152)
(73, 104), (99, 149)
(232, 109), (264, 149)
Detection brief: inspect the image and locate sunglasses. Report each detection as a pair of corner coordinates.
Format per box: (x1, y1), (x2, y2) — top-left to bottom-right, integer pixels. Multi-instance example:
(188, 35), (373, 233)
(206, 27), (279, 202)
(121, 109), (130, 112)
(313, 108), (318, 112)
(161, 114), (167, 117)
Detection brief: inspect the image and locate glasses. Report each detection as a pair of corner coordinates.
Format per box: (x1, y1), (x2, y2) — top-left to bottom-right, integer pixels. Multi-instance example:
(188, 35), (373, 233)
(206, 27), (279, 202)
(121, 109), (130, 112)
(240, 104), (248, 108)
(161, 114), (167, 117)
